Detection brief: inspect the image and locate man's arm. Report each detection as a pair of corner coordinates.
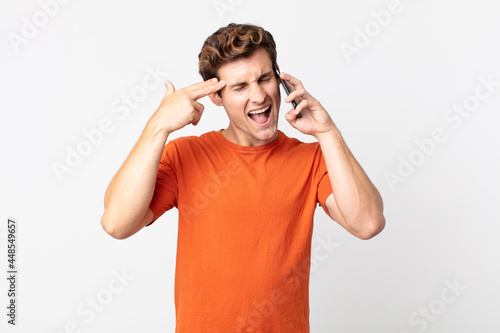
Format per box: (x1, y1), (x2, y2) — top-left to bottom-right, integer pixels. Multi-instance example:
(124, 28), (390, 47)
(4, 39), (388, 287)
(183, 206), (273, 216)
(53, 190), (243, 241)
(101, 78), (226, 239)
(316, 131), (385, 240)
(281, 73), (385, 240)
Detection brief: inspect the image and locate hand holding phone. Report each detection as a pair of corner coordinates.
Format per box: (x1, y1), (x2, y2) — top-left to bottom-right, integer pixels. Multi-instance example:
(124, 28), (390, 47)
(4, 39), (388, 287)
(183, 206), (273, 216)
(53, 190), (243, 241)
(273, 63), (302, 118)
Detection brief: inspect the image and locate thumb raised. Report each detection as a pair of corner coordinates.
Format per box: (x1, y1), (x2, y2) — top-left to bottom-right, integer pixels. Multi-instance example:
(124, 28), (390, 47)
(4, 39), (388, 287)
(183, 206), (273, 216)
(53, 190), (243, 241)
(163, 80), (175, 96)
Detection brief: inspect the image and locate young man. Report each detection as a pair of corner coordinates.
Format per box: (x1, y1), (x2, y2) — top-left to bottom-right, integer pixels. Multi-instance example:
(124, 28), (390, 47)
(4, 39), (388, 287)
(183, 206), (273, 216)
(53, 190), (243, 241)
(102, 23), (385, 332)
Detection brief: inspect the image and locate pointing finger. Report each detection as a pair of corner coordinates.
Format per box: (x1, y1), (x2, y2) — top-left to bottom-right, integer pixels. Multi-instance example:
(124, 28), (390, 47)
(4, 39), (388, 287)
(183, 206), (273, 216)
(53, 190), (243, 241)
(186, 78), (226, 100)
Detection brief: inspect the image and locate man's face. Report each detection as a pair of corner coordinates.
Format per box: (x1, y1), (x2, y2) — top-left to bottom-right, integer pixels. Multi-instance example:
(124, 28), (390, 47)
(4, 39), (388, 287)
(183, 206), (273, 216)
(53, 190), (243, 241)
(214, 47), (281, 146)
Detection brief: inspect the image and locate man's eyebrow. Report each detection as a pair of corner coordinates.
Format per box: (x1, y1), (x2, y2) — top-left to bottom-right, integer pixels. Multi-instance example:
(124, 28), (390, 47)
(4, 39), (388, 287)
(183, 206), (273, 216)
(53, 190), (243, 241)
(228, 81), (246, 89)
(227, 71), (274, 89)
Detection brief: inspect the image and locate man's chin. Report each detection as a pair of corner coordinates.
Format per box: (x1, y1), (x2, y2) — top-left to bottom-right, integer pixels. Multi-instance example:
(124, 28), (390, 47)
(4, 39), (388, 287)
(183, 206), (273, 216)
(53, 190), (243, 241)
(251, 125), (279, 144)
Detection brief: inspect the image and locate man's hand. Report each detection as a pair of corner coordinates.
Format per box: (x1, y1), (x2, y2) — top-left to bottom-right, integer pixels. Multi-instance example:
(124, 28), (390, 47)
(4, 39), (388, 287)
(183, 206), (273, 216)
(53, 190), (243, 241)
(281, 72), (336, 138)
(150, 78), (226, 135)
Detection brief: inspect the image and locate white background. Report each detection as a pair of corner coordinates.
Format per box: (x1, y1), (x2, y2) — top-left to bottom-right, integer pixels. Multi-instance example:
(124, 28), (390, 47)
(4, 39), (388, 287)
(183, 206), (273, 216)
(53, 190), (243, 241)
(1, 0), (499, 332)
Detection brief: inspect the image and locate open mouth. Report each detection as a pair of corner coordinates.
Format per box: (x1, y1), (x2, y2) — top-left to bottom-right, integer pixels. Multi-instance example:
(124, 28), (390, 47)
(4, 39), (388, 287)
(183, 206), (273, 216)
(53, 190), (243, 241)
(248, 105), (271, 125)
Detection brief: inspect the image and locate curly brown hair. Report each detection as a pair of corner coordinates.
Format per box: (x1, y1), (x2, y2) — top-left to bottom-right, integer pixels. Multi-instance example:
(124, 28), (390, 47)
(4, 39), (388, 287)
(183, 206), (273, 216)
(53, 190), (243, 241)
(198, 23), (277, 82)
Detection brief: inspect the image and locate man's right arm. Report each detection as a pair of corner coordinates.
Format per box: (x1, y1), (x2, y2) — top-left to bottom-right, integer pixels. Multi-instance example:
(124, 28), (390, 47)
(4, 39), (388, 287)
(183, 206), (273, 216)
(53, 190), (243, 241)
(101, 78), (226, 239)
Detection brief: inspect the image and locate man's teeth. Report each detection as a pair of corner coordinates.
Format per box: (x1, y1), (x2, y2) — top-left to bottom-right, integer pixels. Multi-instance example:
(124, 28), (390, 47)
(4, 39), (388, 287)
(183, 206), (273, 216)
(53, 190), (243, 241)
(248, 106), (270, 115)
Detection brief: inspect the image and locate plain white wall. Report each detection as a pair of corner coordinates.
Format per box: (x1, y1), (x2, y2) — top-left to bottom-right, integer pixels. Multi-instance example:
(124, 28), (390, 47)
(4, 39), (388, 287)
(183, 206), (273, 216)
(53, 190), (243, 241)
(1, 0), (499, 332)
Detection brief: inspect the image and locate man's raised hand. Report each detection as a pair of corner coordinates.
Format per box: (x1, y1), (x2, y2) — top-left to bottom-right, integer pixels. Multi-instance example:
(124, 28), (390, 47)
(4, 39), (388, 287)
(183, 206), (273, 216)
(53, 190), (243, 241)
(150, 78), (226, 135)
(281, 73), (336, 138)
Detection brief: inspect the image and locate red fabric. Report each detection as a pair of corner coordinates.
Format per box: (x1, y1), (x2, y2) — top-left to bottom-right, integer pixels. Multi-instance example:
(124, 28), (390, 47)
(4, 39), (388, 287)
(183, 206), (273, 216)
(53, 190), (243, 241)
(149, 130), (332, 332)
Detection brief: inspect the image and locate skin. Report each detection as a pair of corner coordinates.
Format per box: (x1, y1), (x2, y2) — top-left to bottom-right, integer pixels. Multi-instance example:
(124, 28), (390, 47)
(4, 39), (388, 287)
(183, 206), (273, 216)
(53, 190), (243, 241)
(279, 71), (386, 239)
(101, 78), (226, 239)
(101, 47), (385, 240)
(208, 48), (281, 146)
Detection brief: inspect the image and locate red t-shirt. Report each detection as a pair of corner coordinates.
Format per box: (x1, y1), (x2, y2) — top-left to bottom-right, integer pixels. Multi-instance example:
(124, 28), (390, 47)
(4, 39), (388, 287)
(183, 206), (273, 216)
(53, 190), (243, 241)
(149, 130), (332, 332)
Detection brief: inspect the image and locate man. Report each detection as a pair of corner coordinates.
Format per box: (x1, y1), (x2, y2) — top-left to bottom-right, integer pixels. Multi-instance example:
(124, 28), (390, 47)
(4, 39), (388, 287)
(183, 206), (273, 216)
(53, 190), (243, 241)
(102, 23), (385, 332)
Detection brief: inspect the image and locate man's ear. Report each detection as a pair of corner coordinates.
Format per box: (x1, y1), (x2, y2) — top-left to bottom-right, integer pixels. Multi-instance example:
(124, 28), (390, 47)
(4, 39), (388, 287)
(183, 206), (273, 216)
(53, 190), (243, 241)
(208, 91), (224, 106)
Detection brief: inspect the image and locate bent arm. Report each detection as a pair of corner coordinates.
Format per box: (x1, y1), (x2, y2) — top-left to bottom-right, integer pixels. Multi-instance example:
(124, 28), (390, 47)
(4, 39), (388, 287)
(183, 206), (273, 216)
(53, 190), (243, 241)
(317, 129), (385, 240)
(279, 72), (384, 240)
(101, 121), (169, 239)
(101, 78), (226, 239)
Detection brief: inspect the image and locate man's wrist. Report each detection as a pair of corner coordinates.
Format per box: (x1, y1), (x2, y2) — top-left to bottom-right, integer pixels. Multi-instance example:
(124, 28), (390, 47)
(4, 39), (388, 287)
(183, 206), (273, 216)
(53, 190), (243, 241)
(144, 117), (171, 142)
(314, 125), (342, 143)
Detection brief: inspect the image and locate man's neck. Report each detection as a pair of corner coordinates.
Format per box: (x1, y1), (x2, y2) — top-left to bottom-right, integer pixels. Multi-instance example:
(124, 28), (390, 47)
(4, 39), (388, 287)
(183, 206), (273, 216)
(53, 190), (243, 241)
(221, 127), (279, 147)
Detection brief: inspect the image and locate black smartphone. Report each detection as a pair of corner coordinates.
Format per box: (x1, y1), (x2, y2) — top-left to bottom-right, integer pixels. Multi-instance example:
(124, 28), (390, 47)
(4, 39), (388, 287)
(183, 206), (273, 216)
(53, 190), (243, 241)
(273, 63), (301, 118)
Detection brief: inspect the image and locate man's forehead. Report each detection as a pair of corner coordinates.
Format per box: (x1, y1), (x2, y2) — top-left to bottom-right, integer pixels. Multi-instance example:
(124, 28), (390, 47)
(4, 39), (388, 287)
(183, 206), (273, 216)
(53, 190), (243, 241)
(220, 65), (273, 86)
(218, 48), (273, 82)
(224, 69), (274, 86)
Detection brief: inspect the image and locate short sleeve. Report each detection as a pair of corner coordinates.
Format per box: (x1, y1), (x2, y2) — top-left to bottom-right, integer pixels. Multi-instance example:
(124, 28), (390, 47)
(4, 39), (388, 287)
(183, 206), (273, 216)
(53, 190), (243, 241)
(147, 141), (179, 225)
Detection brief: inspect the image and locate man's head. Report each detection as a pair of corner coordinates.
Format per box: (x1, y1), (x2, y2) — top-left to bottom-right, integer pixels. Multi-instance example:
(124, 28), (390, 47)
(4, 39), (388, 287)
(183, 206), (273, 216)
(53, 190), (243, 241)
(199, 23), (277, 84)
(199, 23), (282, 146)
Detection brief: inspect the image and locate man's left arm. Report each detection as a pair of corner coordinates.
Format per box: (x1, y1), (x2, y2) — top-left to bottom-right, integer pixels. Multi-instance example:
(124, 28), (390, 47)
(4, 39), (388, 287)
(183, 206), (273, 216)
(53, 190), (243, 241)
(281, 73), (385, 240)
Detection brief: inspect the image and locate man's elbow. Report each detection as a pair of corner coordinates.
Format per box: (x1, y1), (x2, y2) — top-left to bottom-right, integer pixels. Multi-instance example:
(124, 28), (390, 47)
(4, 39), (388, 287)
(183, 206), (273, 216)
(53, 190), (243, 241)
(355, 213), (386, 240)
(101, 212), (131, 240)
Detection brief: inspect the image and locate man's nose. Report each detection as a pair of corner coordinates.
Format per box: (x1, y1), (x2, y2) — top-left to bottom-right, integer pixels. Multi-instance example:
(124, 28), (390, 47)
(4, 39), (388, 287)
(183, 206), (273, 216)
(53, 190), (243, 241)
(248, 82), (266, 103)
